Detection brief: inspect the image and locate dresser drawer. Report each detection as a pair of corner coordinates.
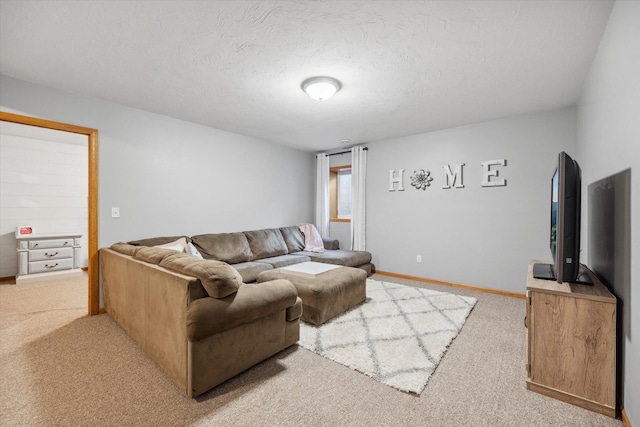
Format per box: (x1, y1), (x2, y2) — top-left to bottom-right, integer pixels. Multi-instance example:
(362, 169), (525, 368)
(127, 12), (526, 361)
(29, 238), (74, 250)
(29, 258), (74, 274)
(29, 247), (73, 262)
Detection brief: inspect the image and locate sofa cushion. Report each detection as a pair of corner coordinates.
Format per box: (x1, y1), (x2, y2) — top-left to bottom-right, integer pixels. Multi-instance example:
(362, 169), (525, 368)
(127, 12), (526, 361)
(254, 254), (311, 268)
(160, 253), (242, 299)
(134, 246), (184, 264)
(186, 279), (297, 341)
(110, 242), (140, 256)
(244, 228), (288, 260)
(191, 233), (253, 264)
(128, 236), (190, 247)
(231, 261), (274, 283)
(280, 226), (305, 253)
(294, 249), (372, 267)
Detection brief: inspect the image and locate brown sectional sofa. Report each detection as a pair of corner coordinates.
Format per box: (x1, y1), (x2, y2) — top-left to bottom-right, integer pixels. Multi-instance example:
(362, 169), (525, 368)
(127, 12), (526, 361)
(188, 226), (372, 282)
(101, 225), (372, 398)
(101, 245), (302, 398)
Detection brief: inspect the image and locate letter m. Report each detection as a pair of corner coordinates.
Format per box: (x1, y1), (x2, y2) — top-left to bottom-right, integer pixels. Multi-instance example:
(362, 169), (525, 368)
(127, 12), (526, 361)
(442, 163), (465, 189)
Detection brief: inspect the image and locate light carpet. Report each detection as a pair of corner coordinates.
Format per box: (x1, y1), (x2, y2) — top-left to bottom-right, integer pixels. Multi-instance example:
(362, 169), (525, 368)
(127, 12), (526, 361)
(299, 279), (477, 394)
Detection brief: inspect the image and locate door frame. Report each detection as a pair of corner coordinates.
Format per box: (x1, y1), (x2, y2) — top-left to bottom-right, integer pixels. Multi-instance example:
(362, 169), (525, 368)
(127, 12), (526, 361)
(0, 111), (100, 316)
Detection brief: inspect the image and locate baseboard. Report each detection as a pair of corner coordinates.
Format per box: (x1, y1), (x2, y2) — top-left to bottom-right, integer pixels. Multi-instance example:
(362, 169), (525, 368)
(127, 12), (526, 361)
(621, 406), (632, 427)
(1, 268), (88, 282)
(374, 270), (526, 299)
(16, 269), (83, 284)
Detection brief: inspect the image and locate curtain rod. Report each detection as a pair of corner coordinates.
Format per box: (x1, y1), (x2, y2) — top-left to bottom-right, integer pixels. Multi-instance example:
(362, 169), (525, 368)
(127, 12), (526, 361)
(327, 147), (368, 157)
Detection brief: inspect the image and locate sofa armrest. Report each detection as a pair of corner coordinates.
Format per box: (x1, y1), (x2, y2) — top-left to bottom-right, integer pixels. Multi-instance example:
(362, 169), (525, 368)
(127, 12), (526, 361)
(287, 297), (303, 321)
(186, 279), (297, 341)
(323, 238), (340, 250)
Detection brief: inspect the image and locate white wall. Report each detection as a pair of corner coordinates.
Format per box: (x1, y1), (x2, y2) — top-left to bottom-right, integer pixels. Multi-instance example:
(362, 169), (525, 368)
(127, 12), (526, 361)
(0, 126), (89, 277)
(0, 75), (315, 250)
(577, 0), (639, 423)
(366, 107), (576, 293)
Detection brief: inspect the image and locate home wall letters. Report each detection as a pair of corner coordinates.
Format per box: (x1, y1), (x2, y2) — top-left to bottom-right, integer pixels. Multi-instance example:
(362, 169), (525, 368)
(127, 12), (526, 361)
(388, 159), (507, 191)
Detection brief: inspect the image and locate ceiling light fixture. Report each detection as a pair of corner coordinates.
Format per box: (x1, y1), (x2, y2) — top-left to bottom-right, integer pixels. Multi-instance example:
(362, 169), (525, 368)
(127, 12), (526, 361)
(302, 76), (341, 101)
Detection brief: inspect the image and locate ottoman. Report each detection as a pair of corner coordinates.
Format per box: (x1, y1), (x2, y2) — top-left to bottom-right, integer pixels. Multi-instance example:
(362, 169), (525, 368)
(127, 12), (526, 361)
(257, 262), (367, 325)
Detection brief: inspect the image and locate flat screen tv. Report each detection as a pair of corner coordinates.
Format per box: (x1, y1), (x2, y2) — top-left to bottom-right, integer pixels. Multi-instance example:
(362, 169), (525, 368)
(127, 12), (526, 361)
(533, 151), (592, 284)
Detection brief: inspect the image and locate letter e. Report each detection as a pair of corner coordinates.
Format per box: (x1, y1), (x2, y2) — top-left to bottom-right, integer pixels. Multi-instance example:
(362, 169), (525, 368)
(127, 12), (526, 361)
(481, 159), (507, 187)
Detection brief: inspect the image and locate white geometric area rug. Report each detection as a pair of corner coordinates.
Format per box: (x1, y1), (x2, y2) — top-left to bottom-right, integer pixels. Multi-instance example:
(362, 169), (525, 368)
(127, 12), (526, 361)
(298, 279), (477, 394)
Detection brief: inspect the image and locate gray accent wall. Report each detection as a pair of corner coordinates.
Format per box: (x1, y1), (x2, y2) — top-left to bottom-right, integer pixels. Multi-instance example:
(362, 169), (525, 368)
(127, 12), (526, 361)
(366, 107), (576, 294)
(577, 1), (639, 423)
(0, 75), (315, 249)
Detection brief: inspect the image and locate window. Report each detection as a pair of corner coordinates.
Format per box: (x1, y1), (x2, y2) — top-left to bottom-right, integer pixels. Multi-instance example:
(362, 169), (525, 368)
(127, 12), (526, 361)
(330, 166), (351, 221)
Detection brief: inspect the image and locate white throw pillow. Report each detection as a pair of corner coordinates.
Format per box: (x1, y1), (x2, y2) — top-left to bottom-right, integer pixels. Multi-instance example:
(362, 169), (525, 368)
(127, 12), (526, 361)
(162, 244), (186, 252)
(154, 237), (187, 252)
(185, 242), (204, 259)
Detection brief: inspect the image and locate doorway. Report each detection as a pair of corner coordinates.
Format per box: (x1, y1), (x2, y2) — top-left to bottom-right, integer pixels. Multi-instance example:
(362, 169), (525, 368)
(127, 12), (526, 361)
(0, 111), (99, 316)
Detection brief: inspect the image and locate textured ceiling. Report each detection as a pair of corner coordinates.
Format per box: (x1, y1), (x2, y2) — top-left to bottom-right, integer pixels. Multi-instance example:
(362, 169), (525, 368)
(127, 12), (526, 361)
(0, 1), (614, 152)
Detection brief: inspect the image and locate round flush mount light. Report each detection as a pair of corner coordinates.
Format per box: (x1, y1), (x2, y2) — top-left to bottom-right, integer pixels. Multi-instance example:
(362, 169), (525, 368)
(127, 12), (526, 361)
(302, 76), (341, 101)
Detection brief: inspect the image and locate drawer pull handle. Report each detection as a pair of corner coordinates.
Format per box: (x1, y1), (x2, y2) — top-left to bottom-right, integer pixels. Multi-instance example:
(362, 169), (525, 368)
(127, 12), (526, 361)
(63, 241), (69, 246)
(45, 263), (59, 269)
(45, 252), (59, 258)
(33, 243), (39, 247)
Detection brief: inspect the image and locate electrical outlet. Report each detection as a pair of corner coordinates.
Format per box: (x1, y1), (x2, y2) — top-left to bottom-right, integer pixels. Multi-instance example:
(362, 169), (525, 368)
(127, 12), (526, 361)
(416, 255), (422, 263)
(111, 207), (120, 218)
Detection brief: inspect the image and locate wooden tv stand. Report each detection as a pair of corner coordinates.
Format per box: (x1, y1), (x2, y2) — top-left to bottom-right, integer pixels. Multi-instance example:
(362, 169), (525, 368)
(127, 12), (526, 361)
(526, 260), (616, 417)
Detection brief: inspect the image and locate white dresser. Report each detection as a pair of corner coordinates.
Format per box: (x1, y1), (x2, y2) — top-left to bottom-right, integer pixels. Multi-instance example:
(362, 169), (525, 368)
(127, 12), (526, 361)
(16, 232), (83, 284)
